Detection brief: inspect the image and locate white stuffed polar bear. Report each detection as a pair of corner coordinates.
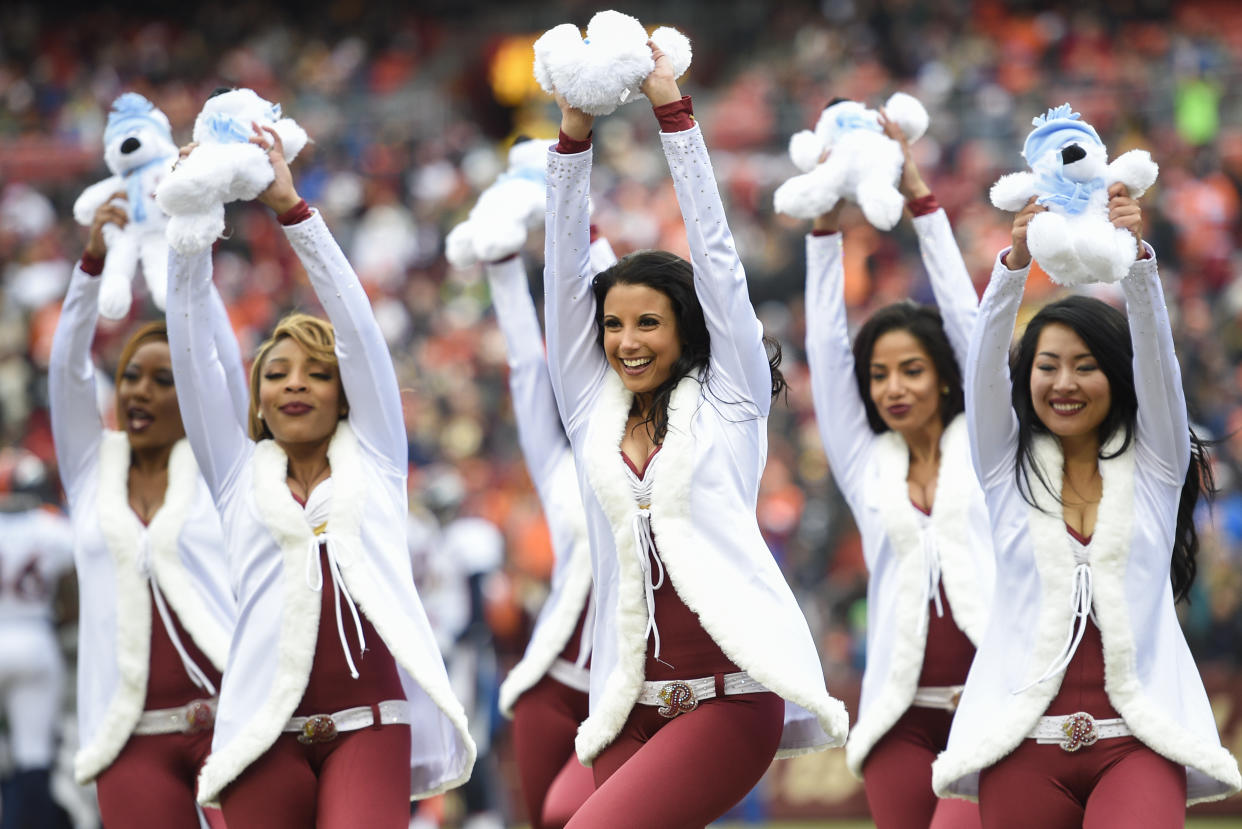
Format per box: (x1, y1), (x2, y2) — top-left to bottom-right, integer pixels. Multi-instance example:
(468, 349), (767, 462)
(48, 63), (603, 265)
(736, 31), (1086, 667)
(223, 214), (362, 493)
(73, 93), (179, 318)
(445, 137), (551, 268)
(990, 104), (1158, 286)
(773, 93), (929, 231)
(533, 10), (692, 116)
(155, 88), (308, 254)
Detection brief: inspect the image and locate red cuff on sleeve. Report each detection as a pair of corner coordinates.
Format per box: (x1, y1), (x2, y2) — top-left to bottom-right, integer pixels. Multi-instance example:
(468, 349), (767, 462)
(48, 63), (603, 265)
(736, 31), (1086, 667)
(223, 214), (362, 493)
(556, 130), (592, 154)
(907, 193), (940, 217)
(589, 224), (601, 244)
(277, 199), (313, 226)
(80, 253), (105, 276)
(653, 96), (695, 132)
(811, 229), (839, 237)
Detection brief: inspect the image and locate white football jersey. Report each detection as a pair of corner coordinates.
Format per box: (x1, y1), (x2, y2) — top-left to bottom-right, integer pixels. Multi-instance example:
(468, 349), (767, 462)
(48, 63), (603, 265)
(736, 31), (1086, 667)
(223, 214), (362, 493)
(0, 506), (74, 622)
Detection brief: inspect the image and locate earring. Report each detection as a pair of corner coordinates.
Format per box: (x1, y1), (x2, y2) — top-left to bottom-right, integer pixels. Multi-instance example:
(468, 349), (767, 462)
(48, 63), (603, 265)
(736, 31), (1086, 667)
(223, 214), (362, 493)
(941, 385), (950, 396)
(257, 410), (264, 420)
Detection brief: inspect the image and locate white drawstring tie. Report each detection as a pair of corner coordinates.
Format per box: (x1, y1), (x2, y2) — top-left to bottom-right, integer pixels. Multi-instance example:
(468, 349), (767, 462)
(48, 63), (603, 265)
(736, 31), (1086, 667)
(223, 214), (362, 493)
(304, 533), (367, 680)
(921, 528), (944, 619)
(632, 507), (667, 665)
(1013, 547), (1094, 694)
(138, 534), (217, 695)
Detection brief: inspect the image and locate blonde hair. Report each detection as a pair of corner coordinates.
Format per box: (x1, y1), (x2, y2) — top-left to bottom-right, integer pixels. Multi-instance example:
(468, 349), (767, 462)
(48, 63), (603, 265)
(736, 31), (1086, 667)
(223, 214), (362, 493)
(114, 321), (171, 427)
(248, 312), (347, 440)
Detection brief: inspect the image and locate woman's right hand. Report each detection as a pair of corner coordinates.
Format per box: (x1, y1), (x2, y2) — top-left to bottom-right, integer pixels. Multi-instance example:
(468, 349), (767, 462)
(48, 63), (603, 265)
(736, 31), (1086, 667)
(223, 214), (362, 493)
(555, 91), (594, 142)
(85, 195), (128, 259)
(1004, 198), (1045, 270)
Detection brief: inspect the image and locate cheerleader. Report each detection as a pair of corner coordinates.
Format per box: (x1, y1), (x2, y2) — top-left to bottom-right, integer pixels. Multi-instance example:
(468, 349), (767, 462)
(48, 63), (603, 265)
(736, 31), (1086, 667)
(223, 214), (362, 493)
(931, 188), (1242, 825)
(164, 130), (474, 828)
(803, 115), (990, 828)
(544, 45), (848, 828)
(488, 229), (616, 829)
(49, 198), (238, 827)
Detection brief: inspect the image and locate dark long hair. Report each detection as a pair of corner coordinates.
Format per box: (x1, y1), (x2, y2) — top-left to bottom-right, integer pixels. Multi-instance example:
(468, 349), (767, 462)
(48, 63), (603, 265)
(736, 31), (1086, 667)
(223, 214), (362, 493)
(592, 250), (786, 442)
(851, 301), (964, 434)
(1010, 295), (1210, 602)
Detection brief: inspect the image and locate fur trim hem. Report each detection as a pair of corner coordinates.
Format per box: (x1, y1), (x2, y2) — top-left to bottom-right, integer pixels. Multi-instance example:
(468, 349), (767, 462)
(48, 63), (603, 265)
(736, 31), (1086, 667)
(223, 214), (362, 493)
(498, 458), (593, 716)
(930, 417), (989, 644)
(574, 372), (849, 764)
(74, 431), (152, 783)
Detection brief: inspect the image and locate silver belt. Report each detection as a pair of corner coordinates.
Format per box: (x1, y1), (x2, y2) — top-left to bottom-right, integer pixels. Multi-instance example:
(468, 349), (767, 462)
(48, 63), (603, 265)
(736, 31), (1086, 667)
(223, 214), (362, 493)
(548, 658), (590, 693)
(1028, 711), (1130, 752)
(911, 684), (965, 711)
(133, 698), (216, 736)
(635, 671), (768, 718)
(283, 699), (410, 745)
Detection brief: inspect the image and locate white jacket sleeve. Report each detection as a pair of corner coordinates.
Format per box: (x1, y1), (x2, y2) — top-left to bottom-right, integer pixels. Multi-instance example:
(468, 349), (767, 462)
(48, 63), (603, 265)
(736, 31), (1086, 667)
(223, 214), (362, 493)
(282, 211), (408, 475)
(166, 247), (252, 500)
(207, 283), (250, 429)
(1121, 245), (1190, 485)
(913, 208), (979, 371)
(965, 253), (1025, 490)
(485, 256), (569, 495)
(804, 232), (872, 508)
(48, 266), (104, 507)
(660, 124), (771, 415)
(543, 147), (609, 433)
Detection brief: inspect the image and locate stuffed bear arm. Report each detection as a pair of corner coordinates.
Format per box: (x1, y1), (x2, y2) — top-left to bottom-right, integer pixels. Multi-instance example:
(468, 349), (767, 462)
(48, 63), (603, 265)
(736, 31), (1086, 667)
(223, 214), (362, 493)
(73, 176), (125, 227)
(1107, 149), (1159, 199)
(990, 172), (1038, 212)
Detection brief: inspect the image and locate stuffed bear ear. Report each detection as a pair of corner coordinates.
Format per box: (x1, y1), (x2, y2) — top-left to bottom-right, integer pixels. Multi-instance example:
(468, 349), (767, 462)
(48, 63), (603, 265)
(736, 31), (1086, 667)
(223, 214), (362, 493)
(1107, 149), (1159, 198)
(883, 92), (929, 144)
(789, 130), (825, 173)
(533, 23), (582, 96)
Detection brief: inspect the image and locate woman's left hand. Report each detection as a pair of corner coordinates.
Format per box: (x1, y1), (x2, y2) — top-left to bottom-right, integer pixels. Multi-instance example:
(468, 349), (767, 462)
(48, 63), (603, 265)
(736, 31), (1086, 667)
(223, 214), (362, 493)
(1107, 182), (1144, 258)
(879, 109), (930, 201)
(251, 123), (302, 214)
(640, 41), (681, 108)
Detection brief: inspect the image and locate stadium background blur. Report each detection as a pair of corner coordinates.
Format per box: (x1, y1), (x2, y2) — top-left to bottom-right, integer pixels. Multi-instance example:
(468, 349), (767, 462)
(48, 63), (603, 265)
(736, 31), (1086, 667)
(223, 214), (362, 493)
(2, 0), (1241, 823)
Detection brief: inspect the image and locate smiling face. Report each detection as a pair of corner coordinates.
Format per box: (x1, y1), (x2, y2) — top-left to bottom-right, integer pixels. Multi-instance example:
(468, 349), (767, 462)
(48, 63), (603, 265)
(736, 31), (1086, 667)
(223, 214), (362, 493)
(257, 337), (345, 447)
(601, 283), (682, 400)
(117, 340), (185, 451)
(1029, 322), (1112, 442)
(868, 328), (943, 437)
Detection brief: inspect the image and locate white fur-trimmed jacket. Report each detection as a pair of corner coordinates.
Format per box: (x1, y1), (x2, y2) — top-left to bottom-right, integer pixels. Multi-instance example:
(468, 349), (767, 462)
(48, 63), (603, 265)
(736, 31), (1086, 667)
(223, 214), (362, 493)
(544, 124), (849, 765)
(489, 243), (616, 717)
(49, 264), (240, 784)
(166, 212), (475, 805)
(931, 247), (1241, 804)
(804, 213), (995, 777)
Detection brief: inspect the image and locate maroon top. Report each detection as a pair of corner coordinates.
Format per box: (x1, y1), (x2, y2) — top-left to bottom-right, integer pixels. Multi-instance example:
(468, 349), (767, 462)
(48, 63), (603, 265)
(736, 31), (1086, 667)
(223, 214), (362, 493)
(910, 500), (975, 687)
(623, 447), (741, 682)
(1044, 527), (1121, 719)
(144, 590), (223, 709)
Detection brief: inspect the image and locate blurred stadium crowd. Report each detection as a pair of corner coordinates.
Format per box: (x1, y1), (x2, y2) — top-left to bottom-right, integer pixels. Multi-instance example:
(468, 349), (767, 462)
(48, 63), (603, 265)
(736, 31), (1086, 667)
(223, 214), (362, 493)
(1, 0), (1241, 820)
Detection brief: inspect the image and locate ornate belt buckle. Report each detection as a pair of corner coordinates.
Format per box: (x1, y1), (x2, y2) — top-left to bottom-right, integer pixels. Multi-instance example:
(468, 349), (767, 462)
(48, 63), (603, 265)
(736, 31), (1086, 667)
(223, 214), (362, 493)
(657, 681), (698, 719)
(948, 688), (963, 712)
(184, 701), (215, 734)
(297, 714), (339, 745)
(1059, 712), (1099, 752)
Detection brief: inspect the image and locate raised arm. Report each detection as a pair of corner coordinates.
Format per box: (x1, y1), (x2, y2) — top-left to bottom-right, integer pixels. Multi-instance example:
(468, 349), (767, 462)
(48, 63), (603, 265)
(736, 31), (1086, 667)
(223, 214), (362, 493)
(485, 255), (569, 494)
(207, 282), (250, 428)
(48, 202), (124, 505)
(804, 220), (873, 507)
(645, 58), (771, 414)
(543, 101), (609, 432)
(1112, 189), (1189, 483)
(966, 203), (1040, 489)
(165, 245), (252, 499)
(249, 124), (408, 472)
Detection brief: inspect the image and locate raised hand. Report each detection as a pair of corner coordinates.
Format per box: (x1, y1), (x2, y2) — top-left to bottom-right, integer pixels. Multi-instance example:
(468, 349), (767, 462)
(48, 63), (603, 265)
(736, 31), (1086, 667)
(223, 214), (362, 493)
(639, 41), (681, 107)
(85, 194), (128, 259)
(879, 108), (930, 201)
(1107, 182), (1144, 258)
(1004, 197), (1046, 270)
(555, 90), (594, 143)
(250, 123), (301, 214)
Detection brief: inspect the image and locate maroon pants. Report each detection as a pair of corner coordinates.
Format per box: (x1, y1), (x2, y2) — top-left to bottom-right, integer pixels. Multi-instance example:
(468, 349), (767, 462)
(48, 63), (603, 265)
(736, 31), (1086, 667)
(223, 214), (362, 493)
(863, 706), (982, 829)
(512, 675), (593, 829)
(564, 692), (785, 829)
(95, 729), (226, 829)
(218, 726), (411, 829)
(979, 620), (1186, 827)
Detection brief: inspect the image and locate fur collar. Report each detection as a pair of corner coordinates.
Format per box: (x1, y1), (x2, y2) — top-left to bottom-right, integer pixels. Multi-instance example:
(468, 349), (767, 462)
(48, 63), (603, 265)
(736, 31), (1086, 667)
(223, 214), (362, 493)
(75, 433), (203, 782)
